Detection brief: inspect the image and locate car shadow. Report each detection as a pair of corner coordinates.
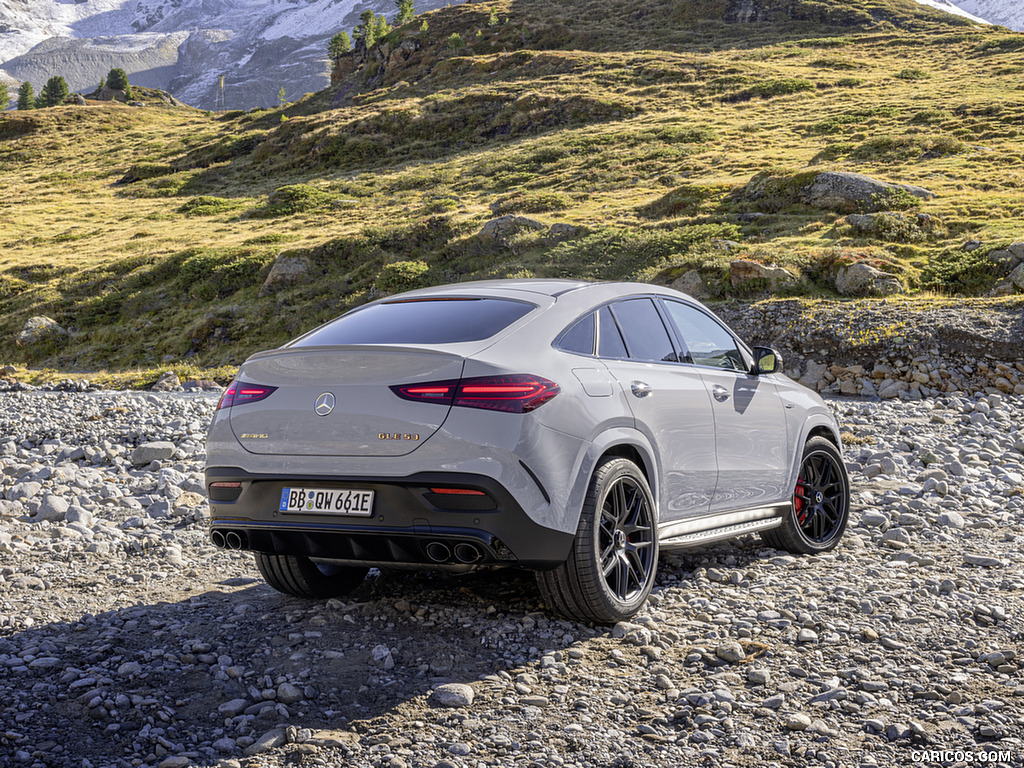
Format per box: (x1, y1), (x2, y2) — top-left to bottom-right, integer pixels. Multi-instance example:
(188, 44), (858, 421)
(0, 543), (764, 766)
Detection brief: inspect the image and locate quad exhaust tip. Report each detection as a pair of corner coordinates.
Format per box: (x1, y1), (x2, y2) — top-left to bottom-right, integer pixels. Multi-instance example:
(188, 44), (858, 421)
(453, 543), (482, 564)
(211, 530), (246, 550)
(425, 541), (451, 563)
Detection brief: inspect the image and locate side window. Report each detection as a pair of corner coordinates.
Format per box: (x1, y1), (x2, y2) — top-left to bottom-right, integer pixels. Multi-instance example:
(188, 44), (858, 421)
(598, 306), (628, 358)
(556, 312), (596, 355)
(608, 299), (678, 364)
(661, 301), (746, 371)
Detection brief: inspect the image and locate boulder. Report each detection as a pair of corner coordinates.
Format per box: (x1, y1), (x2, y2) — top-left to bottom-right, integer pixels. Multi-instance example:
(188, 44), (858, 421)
(478, 215), (546, 244)
(150, 371), (181, 392)
(17, 316), (67, 345)
(71, 93), (87, 106)
(259, 255), (311, 296)
(1010, 263), (1024, 291)
(671, 269), (710, 299)
(131, 441), (176, 466)
(548, 222), (580, 239)
(729, 259), (796, 291)
(835, 263), (903, 297)
(801, 171), (934, 213)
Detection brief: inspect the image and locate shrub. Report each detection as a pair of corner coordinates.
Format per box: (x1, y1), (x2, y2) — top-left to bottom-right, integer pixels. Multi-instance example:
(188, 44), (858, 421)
(870, 188), (922, 212)
(492, 190), (571, 214)
(377, 260), (431, 293)
(638, 184), (722, 218)
(0, 83), (8, 112)
(252, 184), (335, 217)
(896, 68), (930, 80)
(118, 163), (176, 183)
(177, 196), (244, 217)
(733, 78), (815, 101)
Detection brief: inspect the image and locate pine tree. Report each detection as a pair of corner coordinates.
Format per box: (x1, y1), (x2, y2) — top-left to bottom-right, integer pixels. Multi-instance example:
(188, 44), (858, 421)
(374, 15), (391, 43)
(38, 75), (69, 108)
(0, 83), (8, 112)
(354, 10), (377, 45)
(395, 0), (415, 26)
(106, 68), (129, 91)
(328, 30), (351, 60)
(17, 81), (35, 110)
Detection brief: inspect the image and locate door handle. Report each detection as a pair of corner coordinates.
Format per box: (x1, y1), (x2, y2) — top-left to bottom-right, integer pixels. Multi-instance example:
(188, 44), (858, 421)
(712, 384), (730, 402)
(631, 381), (652, 398)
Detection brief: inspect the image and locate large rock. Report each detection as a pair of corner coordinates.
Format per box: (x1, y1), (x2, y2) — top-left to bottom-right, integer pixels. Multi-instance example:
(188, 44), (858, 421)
(259, 255), (311, 296)
(131, 441), (177, 466)
(150, 371), (181, 391)
(17, 316), (66, 345)
(478, 215), (546, 245)
(670, 269), (710, 299)
(729, 259), (796, 291)
(802, 172), (934, 213)
(835, 263), (903, 297)
(1010, 262), (1024, 291)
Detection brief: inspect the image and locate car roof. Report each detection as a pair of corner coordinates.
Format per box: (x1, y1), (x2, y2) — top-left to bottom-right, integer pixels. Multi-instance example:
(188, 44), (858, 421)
(383, 278), (694, 305)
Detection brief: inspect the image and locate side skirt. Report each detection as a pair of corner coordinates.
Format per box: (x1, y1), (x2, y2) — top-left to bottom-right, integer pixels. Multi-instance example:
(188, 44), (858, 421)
(658, 503), (787, 550)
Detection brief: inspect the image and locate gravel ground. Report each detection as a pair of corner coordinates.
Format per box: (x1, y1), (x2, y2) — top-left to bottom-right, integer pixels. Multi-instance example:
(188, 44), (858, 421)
(1, 390), (1022, 768)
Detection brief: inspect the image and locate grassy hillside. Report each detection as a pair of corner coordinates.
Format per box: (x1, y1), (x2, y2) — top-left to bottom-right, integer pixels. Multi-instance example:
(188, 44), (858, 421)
(1, 0), (1024, 379)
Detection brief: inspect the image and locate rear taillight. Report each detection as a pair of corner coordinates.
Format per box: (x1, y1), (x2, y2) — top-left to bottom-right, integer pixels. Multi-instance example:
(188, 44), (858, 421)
(216, 381), (277, 410)
(391, 375), (559, 413)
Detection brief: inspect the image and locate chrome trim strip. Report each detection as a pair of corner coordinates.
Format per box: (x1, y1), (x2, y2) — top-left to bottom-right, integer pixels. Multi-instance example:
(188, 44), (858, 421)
(657, 503), (788, 540)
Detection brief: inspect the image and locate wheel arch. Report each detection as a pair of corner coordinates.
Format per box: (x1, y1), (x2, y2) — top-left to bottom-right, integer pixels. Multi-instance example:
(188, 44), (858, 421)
(563, 428), (661, 531)
(789, 416), (844, 488)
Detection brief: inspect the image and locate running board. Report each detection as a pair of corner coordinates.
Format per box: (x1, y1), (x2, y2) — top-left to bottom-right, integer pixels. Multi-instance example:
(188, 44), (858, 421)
(658, 504), (787, 550)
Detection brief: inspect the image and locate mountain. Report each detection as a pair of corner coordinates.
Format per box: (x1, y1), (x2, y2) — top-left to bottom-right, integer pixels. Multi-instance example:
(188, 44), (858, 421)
(0, 0), (455, 110)
(948, 0), (1024, 30)
(912, 0), (990, 24)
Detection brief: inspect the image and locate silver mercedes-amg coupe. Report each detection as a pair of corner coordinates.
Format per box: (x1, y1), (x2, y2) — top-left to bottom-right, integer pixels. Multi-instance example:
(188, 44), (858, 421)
(205, 279), (849, 623)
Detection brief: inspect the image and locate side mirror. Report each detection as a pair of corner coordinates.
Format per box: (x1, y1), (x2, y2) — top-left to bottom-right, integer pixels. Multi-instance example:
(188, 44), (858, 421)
(754, 346), (782, 375)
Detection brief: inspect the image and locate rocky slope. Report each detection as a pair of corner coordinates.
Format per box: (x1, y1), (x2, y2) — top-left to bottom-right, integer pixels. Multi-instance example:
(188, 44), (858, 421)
(0, 385), (1022, 768)
(0, 0), (456, 109)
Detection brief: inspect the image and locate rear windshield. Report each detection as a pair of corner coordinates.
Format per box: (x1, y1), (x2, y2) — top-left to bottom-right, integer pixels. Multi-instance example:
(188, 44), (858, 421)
(291, 298), (535, 346)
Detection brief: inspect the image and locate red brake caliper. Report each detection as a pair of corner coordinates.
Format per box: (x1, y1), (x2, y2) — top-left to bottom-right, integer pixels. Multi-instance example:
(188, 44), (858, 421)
(794, 475), (807, 524)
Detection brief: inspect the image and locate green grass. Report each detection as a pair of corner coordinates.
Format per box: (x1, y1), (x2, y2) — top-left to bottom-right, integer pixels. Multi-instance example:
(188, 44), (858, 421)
(1, 0), (1024, 374)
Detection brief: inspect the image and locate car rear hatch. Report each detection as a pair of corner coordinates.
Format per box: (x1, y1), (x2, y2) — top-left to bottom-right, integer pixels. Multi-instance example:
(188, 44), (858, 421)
(228, 346), (465, 456)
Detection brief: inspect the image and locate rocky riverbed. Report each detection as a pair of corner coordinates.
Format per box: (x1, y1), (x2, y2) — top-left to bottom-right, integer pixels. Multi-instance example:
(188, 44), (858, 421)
(1, 390), (1022, 768)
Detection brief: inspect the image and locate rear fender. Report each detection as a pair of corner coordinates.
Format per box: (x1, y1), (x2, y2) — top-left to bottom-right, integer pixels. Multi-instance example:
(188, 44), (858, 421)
(561, 428), (661, 533)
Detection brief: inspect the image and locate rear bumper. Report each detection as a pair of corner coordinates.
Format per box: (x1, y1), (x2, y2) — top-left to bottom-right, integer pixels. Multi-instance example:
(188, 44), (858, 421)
(205, 467), (574, 569)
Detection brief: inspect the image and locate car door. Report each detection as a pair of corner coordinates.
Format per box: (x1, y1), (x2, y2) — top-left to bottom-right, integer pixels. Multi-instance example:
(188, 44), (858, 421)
(658, 299), (790, 513)
(597, 298), (718, 521)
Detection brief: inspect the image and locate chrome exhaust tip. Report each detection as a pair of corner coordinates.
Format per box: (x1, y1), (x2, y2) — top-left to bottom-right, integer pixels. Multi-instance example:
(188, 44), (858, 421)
(210, 530), (226, 548)
(225, 531), (244, 550)
(453, 543), (482, 564)
(425, 541), (451, 563)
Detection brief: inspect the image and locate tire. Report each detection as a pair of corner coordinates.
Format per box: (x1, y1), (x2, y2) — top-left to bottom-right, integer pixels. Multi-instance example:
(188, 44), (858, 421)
(536, 457), (659, 624)
(255, 553), (368, 599)
(761, 436), (850, 554)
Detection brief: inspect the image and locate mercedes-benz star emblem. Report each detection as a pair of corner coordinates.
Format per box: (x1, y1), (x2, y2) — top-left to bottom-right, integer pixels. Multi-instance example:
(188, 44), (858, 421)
(314, 392), (335, 417)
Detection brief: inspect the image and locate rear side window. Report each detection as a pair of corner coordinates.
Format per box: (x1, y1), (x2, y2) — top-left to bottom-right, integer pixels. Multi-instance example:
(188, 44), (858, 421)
(291, 298), (534, 346)
(556, 312), (596, 355)
(609, 299), (678, 363)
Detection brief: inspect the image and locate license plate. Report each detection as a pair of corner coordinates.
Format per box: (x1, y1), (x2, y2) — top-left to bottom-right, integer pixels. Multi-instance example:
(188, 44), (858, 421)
(279, 487), (374, 516)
